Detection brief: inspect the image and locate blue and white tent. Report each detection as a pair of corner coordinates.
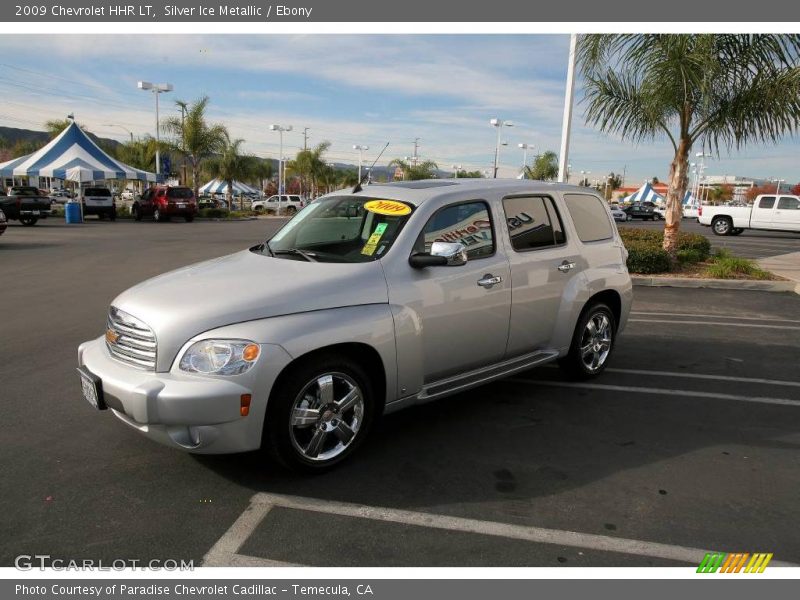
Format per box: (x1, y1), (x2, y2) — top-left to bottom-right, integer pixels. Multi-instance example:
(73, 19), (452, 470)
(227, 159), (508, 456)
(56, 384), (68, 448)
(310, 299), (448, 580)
(621, 182), (664, 205)
(199, 179), (259, 196)
(682, 190), (699, 206)
(0, 122), (155, 183)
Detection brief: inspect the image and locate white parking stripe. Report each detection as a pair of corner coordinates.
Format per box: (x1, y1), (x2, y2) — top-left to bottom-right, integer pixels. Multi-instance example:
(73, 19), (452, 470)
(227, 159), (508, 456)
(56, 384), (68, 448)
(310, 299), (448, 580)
(506, 379), (800, 408)
(629, 319), (800, 331)
(631, 311), (800, 324)
(241, 493), (797, 567)
(604, 368), (800, 388)
(202, 500), (274, 566)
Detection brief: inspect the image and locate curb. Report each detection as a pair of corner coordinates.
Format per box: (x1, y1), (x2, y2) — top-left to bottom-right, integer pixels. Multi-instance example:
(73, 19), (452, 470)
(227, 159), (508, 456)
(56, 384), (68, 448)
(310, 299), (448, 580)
(632, 276), (800, 294)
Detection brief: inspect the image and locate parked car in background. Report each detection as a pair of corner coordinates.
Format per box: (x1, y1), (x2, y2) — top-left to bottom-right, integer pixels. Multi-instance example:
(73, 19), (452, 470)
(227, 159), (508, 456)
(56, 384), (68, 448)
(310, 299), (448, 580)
(1, 186), (52, 226)
(622, 202), (656, 221)
(80, 187), (116, 220)
(132, 186), (197, 222)
(682, 205), (700, 219)
(0, 208), (7, 236)
(698, 194), (800, 235)
(252, 194), (304, 214)
(653, 206), (666, 220)
(198, 196), (227, 210)
(610, 207), (628, 222)
(77, 180), (632, 471)
(49, 189), (73, 204)
(120, 189), (136, 201)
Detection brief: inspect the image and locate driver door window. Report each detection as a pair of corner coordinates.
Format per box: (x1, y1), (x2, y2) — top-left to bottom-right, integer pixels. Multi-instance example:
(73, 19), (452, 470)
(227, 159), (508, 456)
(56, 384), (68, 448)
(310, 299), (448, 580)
(418, 201), (494, 259)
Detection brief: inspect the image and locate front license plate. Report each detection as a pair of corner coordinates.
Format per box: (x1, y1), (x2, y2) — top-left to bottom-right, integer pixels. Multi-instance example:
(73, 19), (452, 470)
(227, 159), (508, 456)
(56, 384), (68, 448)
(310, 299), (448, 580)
(77, 367), (107, 410)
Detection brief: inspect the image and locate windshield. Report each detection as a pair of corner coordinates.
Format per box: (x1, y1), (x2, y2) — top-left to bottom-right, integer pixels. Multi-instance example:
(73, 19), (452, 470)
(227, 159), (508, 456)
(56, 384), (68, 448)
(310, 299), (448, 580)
(262, 195), (413, 263)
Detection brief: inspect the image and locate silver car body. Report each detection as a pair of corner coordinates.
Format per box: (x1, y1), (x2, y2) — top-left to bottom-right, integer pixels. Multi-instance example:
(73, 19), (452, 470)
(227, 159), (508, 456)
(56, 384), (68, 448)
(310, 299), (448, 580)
(78, 180), (632, 454)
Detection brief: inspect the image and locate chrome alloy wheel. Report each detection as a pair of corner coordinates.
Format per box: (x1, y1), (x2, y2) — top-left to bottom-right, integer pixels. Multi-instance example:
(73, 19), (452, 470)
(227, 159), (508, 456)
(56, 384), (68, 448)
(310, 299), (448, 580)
(579, 313), (613, 372)
(289, 372), (364, 462)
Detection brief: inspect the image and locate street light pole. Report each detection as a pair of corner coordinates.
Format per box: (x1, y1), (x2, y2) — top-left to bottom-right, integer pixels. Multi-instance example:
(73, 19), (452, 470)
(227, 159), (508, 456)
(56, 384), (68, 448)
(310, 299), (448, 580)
(490, 118), (514, 178)
(270, 124), (293, 214)
(353, 145), (369, 181)
(452, 164), (462, 178)
(138, 81), (173, 179)
(558, 33), (578, 183)
(104, 123), (133, 142)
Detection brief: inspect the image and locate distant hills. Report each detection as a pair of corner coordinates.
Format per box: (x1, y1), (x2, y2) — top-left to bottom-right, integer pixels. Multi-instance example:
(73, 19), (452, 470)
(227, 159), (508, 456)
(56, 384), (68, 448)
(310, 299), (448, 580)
(0, 126), (121, 150)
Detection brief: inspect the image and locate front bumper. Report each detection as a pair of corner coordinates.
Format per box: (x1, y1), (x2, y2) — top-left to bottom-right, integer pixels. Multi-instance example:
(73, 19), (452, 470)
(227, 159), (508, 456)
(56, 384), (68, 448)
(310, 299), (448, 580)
(77, 336), (292, 454)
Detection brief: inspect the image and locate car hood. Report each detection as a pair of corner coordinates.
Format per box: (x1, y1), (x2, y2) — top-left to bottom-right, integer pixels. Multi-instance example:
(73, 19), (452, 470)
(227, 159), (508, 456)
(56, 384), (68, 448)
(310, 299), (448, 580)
(112, 249), (389, 371)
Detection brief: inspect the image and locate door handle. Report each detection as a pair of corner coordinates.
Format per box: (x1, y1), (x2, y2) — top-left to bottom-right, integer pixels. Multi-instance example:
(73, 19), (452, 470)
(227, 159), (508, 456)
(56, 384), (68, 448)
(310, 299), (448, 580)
(477, 274), (503, 289)
(557, 261), (576, 273)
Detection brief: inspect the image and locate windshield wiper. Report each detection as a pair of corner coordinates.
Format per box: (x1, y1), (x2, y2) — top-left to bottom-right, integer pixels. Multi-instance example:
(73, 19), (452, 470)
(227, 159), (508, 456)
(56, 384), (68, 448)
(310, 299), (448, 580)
(272, 248), (318, 262)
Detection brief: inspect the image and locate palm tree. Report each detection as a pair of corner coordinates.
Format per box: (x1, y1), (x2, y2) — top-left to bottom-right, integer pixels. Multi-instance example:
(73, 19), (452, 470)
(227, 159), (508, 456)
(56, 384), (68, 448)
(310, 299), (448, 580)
(114, 136), (161, 171)
(288, 141), (331, 198)
(162, 96), (228, 200)
(44, 118), (87, 139)
(388, 158), (439, 181)
(523, 150), (559, 181)
(250, 159), (274, 196)
(206, 138), (256, 210)
(578, 34), (800, 257)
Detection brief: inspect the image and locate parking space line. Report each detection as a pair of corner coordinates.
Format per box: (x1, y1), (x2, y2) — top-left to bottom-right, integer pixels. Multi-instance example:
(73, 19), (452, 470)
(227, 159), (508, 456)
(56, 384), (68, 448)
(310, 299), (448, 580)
(631, 311), (800, 324)
(234, 492), (796, 567)
(506, 379), (800, 408)
(604, 368), (800, 388)
(628, 319), (800, 330)
(202, 500), (275, 566)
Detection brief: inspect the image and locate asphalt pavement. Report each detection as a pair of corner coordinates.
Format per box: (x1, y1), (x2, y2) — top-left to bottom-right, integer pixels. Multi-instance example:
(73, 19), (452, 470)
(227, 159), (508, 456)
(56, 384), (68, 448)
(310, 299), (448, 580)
(1, 218), (799, 568)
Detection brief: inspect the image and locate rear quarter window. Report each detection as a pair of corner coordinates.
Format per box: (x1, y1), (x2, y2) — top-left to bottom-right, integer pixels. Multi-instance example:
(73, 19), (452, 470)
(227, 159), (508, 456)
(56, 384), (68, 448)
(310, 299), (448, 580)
(563, 194), (614, 242)
(167, 188), (193, 199)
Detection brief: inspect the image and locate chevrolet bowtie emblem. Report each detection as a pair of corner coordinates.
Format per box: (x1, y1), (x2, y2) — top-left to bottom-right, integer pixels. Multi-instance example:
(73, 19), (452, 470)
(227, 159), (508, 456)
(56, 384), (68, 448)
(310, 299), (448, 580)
(105, 329), (120, 344)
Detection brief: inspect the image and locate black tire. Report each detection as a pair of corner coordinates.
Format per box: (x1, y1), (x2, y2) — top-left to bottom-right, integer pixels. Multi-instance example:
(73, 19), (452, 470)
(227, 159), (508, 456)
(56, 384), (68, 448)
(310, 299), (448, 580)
(132, 205), (142, 221)
(559, 303), (617, 380)
(97, 212), (106, 221)
(711, 217), (732, 236)
(254, 205), (264, 213)
(153, 208), (163, 222)
(184, 215), (194, 222)
(264, 354), (376, 472)
(19, 216), (38, 226)
(730, 228), (744, 236)
(109, 210), (116, 222)
(286, 206), (297, 215)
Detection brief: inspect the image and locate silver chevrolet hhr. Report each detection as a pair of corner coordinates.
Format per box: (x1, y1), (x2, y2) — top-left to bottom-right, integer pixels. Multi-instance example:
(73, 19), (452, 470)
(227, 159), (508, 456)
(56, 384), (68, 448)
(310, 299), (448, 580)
(78, 180), (632, 471)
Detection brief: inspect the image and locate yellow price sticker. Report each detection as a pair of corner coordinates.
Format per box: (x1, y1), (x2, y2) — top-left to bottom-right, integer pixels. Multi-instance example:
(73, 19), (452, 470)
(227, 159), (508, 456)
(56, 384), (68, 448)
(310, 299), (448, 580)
(364, 199), (412, 216)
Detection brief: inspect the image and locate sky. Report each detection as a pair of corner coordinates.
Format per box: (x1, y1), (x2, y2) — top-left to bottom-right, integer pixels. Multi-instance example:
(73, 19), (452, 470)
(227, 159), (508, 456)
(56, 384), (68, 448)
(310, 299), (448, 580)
(0, 34), (797, 184)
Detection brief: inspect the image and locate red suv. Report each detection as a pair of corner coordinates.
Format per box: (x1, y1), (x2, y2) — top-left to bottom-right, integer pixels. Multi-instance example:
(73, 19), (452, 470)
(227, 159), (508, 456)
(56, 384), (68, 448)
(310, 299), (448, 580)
(132, 186), (197, 222)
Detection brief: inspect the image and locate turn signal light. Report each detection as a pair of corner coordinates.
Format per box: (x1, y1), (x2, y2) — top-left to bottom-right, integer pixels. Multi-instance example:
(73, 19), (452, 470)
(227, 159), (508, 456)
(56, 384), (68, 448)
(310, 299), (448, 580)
(240, 394), (252, 417)
(243, 344), (260, 362)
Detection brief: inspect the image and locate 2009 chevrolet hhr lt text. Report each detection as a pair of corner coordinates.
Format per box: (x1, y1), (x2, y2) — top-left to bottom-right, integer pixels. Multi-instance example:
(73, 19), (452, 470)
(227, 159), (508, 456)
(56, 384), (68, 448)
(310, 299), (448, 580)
(78, 180), (633, 471)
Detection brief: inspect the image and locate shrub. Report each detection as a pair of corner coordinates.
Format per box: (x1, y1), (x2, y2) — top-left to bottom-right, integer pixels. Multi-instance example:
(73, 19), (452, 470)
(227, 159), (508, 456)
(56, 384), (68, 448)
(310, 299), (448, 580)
(198, 207), (229, 219)
(625, 241), (671, 274)
(676, 248), (705, 264)
(677, 232), (710, 260)
(704, 256), (772, 280)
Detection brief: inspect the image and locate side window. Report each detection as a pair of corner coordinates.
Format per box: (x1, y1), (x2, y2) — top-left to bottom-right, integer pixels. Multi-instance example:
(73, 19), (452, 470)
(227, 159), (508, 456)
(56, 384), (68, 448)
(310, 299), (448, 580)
(563, 194), (614, 243)
(777, 197), (800, 210)
(502, 196), (563, 251)
(420, 201), (494, 259)
(759, 196), (776, 209)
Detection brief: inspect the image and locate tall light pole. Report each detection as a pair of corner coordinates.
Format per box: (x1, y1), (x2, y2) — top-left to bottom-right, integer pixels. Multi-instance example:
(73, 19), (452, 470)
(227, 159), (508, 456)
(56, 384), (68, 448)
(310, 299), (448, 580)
(452, 164), (462, 178)
(490, 118), (514, 178)
(580, 169), (591, 186)
(695, 151), (712, 204)
(104, 123), (133, 142)
(137, 81), (173, 179)
(773, 178), (785, 195)
(270, 124), (292, 214)
(518, 143), (534, 177)
(558, 33), (578, 183)
(353, 145), (369, 181)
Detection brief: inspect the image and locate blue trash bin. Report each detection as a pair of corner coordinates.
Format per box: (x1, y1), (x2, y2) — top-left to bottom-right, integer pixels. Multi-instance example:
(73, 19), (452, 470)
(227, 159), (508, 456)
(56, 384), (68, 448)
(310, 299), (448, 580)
(65, 201), (82, 224)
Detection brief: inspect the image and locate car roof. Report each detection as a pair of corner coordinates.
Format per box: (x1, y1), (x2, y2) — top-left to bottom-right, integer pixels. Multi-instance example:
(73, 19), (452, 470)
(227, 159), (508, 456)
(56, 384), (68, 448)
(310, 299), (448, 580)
(342, 179), (600, 206)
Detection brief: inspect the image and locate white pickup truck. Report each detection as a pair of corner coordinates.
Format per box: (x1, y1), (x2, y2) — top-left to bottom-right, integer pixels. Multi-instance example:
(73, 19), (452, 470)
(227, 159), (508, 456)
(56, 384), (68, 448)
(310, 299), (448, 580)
(698, 194), (800, 236)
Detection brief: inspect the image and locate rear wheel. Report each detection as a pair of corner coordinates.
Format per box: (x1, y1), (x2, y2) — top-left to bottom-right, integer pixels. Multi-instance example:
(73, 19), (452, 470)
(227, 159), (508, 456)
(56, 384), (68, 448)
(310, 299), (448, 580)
(109, 209), (116, 222)
(132, 205), (142, 221)
(712, 217), (732, 236)
(153, 208), (163, 222)
(265, 355), (376, 472)
(19, 216), (38, 226)
(559, 303), (616, 380)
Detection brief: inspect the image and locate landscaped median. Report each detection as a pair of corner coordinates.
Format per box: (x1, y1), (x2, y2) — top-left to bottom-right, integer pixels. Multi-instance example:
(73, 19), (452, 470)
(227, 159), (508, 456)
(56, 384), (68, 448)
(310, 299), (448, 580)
(620, 227), (777, 280)
(48, 206), (260, 221)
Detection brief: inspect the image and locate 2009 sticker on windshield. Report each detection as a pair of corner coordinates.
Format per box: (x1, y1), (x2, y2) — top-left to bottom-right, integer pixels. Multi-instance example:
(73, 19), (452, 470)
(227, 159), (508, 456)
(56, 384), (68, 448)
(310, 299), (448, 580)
(361, 222), (388, 256)
(364, 200), (412, 216)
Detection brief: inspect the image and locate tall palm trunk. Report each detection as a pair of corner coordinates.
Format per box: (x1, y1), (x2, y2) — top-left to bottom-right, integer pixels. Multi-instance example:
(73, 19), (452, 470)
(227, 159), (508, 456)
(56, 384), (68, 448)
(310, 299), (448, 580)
(663, 137), (690, 258)
(191, 158), (200, 202)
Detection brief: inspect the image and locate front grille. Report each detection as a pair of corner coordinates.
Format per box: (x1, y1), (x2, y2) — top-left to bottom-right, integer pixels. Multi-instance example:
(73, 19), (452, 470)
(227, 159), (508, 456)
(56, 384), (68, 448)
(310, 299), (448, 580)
(106, 306), (157, 370)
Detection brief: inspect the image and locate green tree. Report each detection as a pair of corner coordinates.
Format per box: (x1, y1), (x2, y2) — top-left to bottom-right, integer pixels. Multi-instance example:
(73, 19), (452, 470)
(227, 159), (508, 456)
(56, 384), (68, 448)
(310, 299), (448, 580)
(206, 138), (254, 210)
(578, 34), (800, 257)
(388, 158), (439, 181)
(456, 169), (484, 178)
(524, 150), (559, 181)
(43, 118), (87, 139)
(250, 159), (274, 195)
(287, 141), (331, 198)
(162, 96), (228, 200)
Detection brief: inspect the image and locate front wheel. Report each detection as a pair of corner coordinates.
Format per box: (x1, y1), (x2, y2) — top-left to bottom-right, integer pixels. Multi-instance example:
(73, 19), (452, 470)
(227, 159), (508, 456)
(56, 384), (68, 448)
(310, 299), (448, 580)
(265, 356), (376, 472)
(559, 303), (616, 380)
(712, 217), (732, 236)
(19, 216), (39, 226)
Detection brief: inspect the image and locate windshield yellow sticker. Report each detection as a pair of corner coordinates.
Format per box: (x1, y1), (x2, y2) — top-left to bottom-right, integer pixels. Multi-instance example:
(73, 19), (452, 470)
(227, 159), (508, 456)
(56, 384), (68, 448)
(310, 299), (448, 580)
(361, 223), (388, 256)
(364, 200), (412, 216)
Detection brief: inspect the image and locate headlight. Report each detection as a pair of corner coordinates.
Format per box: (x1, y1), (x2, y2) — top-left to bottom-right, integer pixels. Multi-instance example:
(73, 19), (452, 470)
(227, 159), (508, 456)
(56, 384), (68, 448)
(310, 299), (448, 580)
(179, 339), (261, 375)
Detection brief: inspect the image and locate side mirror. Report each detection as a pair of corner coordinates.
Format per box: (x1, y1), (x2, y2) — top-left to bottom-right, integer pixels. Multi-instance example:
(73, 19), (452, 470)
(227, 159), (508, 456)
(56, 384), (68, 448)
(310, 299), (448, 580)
(409, 241), (468, 268)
